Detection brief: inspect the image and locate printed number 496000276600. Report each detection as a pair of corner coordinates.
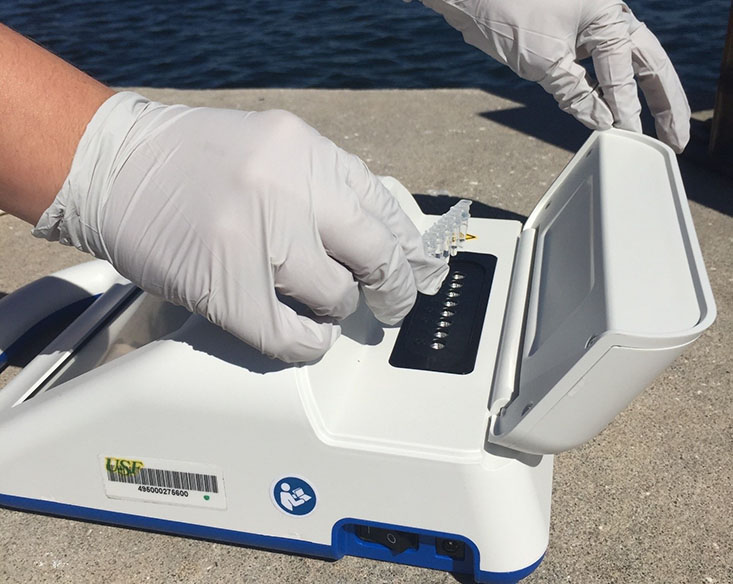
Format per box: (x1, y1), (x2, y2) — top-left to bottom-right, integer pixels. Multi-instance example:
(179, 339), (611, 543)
(137, 485), (190, 497)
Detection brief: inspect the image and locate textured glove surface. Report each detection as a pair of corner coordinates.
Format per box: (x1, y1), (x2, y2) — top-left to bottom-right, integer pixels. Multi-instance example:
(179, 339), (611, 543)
(34, 92), (448, 362)
(421, 0), (690, 152)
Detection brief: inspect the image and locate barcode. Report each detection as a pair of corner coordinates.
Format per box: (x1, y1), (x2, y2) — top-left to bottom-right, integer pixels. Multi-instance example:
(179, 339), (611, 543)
(107, 467), (219, 493)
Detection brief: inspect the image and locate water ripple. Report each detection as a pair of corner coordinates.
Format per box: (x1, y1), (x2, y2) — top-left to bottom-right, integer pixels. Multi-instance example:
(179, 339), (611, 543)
(1, 0), (728, 101)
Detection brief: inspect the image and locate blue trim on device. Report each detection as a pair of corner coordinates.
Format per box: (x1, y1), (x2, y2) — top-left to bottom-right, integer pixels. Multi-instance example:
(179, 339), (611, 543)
(333, 518), (544, 583)
(0, 493), (544, 583)
(0, 296), (97, 374)
(0, 492), (340, 560)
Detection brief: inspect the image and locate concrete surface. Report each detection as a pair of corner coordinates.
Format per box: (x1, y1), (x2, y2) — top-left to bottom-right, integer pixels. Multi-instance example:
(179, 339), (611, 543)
(0, 88), (731, 584)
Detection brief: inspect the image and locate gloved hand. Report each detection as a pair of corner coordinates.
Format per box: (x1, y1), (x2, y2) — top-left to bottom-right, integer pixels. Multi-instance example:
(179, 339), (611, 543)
(419, 0), (690, 152)
(33, 92), (448, 362)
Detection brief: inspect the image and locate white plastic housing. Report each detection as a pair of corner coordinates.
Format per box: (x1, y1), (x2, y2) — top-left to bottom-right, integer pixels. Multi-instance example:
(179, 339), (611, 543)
(488, 130), (716, 454)
(0, 131), (717, 582)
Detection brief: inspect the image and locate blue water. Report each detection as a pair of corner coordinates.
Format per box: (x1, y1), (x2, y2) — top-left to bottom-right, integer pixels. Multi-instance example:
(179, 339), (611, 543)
(2, 0), (729, 105)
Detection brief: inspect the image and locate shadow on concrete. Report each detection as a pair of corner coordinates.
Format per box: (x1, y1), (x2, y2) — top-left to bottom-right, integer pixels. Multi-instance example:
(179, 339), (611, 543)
(680, 117), (733, 217)
(450, 571), (480, 584)
(414, 193), (527, 223)
(477, 85), (592, 153)
(477, 86), (732, 217)
(479, 85), (717, 151)
(0, 292), (6, 301)
(679, 158), (733, 217)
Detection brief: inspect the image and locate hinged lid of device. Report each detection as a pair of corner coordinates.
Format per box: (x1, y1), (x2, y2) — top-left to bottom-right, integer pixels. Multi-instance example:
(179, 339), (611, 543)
(488, 129), (716, 455)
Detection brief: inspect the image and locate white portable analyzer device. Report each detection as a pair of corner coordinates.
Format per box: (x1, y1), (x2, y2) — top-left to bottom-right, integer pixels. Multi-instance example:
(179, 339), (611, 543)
(0, 129), (715, 583)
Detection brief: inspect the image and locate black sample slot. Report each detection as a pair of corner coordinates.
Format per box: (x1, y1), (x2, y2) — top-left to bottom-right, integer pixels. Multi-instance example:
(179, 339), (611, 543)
(389, 252), (497, 375)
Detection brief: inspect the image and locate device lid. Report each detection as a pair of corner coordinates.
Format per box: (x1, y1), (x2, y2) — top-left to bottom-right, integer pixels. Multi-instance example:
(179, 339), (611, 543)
(488, 129), (716, 454)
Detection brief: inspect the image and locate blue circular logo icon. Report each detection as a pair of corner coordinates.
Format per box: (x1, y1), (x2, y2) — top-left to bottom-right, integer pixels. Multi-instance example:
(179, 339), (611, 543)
(272, 476), (317, 516)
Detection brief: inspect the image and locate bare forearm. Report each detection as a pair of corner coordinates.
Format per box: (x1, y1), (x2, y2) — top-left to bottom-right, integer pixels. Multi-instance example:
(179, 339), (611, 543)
(0, 24), (114, 224)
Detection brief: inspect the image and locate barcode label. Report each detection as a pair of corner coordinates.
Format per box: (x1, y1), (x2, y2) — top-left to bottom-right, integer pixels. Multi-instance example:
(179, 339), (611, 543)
(101, 455), (226, 509)
(106, 466), (219, 493)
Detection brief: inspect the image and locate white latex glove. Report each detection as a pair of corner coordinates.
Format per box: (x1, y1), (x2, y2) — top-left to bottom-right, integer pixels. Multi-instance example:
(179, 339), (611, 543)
(419, 0), (690, 152)
(33, 92), (448, 362)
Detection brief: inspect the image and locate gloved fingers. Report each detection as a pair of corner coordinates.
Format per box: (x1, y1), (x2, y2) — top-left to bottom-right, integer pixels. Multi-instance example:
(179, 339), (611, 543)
(359, 241), (417, 326)
(259, 305), (342, 363)
(338, 150), (449, 295)
(273, 237), (360, 320)
(213, 282), (342, 363)
(538, 54), (615, 130)
(629, 23), (691, 153)
(584, 5), (642, 132)
(315, 184), (417, 325)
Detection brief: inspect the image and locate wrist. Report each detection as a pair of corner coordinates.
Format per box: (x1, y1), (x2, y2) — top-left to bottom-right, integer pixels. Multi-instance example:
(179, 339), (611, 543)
(32, 91), (152, 259)
(0, 24), (115, 224)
